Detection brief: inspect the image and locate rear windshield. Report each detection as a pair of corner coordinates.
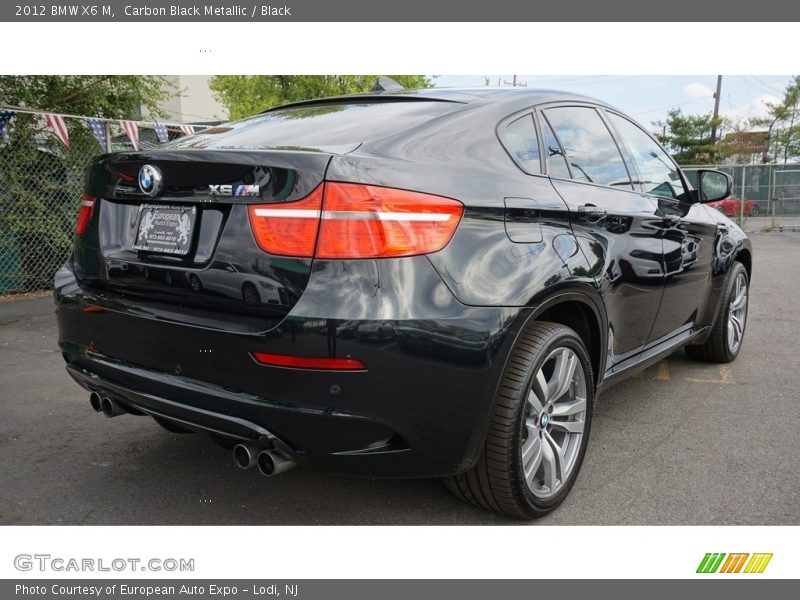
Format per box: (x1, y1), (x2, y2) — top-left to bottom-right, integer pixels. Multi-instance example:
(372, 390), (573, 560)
(167, 101), (461, 151)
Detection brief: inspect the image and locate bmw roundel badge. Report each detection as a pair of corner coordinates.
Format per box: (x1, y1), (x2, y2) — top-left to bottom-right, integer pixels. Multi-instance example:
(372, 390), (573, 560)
(138, 164), (163, 197)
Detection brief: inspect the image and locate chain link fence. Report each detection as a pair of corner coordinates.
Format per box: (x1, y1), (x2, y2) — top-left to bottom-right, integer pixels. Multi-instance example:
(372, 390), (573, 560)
(0, 113), (102, 295)
(0, 113), (197, 295)
(682, 164), (800, 232)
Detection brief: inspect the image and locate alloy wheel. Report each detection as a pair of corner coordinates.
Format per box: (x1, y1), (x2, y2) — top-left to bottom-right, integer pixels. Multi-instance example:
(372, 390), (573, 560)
(520, 346), (588, 499)
(727, 272), (748, 353)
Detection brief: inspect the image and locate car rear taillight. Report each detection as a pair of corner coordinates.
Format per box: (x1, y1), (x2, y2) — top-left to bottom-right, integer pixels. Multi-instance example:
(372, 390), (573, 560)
(248, 185), (323, 257)
(75, 194), (96, 235)
(247, 183), (463, 259)
(316, 182), (464, 259)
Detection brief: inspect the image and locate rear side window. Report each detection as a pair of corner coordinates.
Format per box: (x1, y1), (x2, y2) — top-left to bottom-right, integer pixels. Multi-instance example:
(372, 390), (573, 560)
(502, 114), (541, 174)
(544, 106), (633, 190)
(167, 101), (461, 150)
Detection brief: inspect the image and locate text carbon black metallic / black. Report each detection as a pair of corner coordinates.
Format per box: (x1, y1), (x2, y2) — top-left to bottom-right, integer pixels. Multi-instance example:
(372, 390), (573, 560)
(55, 87), (752, 519)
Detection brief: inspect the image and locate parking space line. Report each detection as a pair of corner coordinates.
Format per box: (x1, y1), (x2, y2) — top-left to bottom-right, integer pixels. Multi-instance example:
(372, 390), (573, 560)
(632, 359), (670, 380)
(685, 364), (735, 385)
(655, 360), (670, 381)
(633, 360), (735, 385)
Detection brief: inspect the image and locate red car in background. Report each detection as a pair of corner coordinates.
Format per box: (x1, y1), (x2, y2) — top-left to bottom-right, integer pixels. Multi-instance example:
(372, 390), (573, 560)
(708, 198), (760, 217)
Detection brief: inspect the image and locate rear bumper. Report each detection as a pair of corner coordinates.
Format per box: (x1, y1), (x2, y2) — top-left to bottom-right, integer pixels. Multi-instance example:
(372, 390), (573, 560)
(55, 258), (523, 478)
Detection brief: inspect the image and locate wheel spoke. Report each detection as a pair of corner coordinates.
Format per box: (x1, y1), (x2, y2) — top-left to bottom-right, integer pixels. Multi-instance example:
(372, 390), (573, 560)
(533, 369), (549, 405)
(551, 396), (587, 417)
(550, 418), (585, 434)
(542, 432), (566, 492)
(730, 313), (743, 342)
(527, 389), (544, 415)
(731, 287), (747, 310)
(540, 436), (558, 492)
(548, 349), (577, 404)
(521, 435), (543, 486)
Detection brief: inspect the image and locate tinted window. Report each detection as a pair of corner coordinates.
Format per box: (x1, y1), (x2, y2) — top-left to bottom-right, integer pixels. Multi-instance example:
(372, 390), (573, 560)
(503, 114), (540, 173)
(607, 112), (687, 200)
(166, 101), (461, 151)
(540, 117), (571, 179)
(544, 107), (632, 189)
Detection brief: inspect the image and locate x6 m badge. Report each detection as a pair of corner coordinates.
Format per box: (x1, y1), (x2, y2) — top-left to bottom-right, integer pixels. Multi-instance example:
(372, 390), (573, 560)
(208, 184), (260, 196)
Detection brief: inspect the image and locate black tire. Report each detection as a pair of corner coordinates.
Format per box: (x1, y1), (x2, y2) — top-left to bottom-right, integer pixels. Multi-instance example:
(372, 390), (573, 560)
(749, 206), (760, 216)
(153, 416), (194, 434)
(444, 321), (594, 519)
(686, 261), (749, 363)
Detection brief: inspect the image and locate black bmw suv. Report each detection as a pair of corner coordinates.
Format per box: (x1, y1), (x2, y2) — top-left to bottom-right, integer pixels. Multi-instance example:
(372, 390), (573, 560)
(55, 88), (751, 518)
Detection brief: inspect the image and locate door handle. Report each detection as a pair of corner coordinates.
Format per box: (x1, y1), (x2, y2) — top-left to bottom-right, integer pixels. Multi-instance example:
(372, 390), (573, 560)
(576, 205), (607, 220)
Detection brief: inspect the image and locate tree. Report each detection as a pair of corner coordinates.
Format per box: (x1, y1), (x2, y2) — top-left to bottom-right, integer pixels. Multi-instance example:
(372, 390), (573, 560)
(209, 75), (433, 119)
(0, 76), (172, 290)
(654, 108), (727, 165)
(754, 76), (800, 164)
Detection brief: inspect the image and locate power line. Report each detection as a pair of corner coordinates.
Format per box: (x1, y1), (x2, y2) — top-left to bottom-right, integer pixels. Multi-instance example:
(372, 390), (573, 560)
(631, 96), (713, 117)
(749, 75), (784, 95)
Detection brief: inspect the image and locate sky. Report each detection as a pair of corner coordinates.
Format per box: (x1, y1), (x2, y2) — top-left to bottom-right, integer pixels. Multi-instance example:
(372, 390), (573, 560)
(433, 75), (794, 131)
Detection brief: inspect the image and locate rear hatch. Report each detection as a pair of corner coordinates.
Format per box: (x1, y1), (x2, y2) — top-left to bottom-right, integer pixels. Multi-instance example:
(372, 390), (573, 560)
(74, 149), (329, 330)
(72, 98), (465, 331)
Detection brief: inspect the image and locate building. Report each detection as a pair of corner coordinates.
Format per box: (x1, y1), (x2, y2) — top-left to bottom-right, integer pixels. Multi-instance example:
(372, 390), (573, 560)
(148, 75), (228, 124)
(720, 130), (770, 165)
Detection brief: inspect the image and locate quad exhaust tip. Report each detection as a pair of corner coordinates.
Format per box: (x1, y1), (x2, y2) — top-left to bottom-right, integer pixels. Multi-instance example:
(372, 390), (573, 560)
(233, 444), (259, 470)
(100, 396), (125, 418)
(257, 449), (296, 477)
(233, 444), (296, 476)
(89, 392), (102, 413)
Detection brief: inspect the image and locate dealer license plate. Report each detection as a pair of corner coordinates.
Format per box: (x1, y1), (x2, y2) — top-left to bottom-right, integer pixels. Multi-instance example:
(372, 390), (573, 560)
(132, 204), (197, 255)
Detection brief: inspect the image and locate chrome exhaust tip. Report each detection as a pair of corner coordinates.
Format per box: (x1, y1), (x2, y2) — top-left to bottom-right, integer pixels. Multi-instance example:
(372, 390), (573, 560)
(100, 396), (125, 418)
(257, 449), (296, 477)
(89, 392), (103, 413)
(233, 444), (259, 470)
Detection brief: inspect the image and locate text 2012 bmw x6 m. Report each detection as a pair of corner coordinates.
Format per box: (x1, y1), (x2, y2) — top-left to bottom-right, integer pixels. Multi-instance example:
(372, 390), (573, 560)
(55, 88), (752, 518)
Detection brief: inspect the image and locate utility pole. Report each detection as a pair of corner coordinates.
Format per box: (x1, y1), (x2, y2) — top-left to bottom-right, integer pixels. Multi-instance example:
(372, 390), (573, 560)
(503, 75), (527, 87)
(710, 75), (723, 148)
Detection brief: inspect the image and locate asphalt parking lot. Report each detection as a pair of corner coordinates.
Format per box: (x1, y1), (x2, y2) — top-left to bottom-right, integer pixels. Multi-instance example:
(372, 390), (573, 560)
(1, 233), (798, 525)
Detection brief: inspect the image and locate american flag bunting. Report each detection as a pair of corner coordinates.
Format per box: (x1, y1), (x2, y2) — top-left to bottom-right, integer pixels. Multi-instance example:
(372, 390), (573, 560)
(0, 109), (15, 142)
(44, 113), (70, 147)
(154, 122), (169, 144)
(84, 118), (107, 149)
(120, 120), (140, 151)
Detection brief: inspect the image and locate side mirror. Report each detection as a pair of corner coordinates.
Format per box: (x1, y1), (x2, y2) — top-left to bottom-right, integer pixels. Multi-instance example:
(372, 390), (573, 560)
(697, 169), (732, 203)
